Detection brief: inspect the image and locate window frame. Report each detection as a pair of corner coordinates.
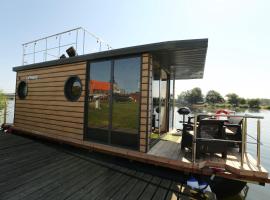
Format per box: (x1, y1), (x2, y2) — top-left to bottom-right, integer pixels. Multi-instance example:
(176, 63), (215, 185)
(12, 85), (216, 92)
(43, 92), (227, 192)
(64, 75), (82, 102)
(17, 80), (28, 100)
(85, 54), (142, 150)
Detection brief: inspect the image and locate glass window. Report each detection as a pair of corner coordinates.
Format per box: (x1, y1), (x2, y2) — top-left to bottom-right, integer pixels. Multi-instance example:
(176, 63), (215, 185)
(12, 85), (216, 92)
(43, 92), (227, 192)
(150, 68), (168, 147)
(152, 68), (160, 132)
(17, 81), (28, 99)
(111, 57), (140, 148)
(88, 61), (111, 143)
(64, 76), (82, 101)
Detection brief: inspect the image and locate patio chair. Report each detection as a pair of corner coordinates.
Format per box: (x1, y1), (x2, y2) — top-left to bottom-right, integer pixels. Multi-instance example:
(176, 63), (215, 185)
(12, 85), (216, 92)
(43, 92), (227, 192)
(224, 116), (243, 152)
(196, 120), (228, 158)
(181, 114), (210, 150)
(181, 119), (228, 159)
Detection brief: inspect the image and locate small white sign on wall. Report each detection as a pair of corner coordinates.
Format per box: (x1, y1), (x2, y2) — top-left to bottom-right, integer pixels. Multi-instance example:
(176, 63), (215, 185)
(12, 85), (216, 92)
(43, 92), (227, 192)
(27, 75), (38, 80)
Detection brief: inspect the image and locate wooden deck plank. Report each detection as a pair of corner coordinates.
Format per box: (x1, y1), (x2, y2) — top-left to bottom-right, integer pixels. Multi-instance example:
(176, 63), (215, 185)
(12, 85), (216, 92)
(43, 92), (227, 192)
(138, 177), (161, 200)
(91, 170), (136, 200)
(124, 174), (153, 200)
(0, 133), (218, 199)
(23, 160), (105, 200)
(80, 170), (125, 200)
(106, 171), (146, 200)
(66, 169), (117, 200)
(148, 138), (269, 180)
(0, 150), (62, 183)
(151, 186), (169, 200)
(0, 156), (74, 194)
(0, 159), (88, 200)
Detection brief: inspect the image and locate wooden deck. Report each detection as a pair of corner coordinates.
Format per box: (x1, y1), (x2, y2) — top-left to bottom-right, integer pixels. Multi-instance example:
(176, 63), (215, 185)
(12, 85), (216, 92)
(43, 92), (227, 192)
(148, 134), (269, 182)
(0, 133), (216, 200)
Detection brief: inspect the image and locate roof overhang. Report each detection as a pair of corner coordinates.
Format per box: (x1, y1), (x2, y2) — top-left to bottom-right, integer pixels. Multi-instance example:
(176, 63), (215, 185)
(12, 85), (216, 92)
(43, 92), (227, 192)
(13, 39), (208, 79)
(151, 39), (208, 80)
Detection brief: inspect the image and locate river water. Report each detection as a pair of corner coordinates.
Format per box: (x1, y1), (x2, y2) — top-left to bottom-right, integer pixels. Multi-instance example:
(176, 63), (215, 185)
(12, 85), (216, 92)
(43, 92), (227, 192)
(1, 101), (270, 199)
(0, 99), (14, 125)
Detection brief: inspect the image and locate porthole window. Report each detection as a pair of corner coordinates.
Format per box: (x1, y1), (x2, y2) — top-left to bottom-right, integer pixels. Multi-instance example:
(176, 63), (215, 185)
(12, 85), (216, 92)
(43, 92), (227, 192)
(64, 76), (82, 101)
(17, 81), (28, 99)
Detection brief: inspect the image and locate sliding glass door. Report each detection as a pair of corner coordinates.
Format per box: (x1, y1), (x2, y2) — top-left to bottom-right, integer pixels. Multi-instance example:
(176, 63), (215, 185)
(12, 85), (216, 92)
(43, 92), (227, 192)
(150, 68), (169, 146)
(88, 61), (111, 143)
(111, 57), (140, 147)
(87, 57), (140, 150)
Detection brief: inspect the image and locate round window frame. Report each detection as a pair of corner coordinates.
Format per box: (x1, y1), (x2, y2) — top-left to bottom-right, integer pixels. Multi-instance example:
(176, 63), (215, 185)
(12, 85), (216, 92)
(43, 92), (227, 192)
(17, 81), (28, 100)
(64, 76), (82, 102)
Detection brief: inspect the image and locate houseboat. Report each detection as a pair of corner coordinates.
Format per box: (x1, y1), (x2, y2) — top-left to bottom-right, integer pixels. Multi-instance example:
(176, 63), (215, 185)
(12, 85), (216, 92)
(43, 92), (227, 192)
(11, 28), (270, 197)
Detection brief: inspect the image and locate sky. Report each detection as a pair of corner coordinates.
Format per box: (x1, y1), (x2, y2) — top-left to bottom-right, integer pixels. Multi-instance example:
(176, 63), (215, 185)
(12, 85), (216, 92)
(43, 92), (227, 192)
(0, 0), (269, 98)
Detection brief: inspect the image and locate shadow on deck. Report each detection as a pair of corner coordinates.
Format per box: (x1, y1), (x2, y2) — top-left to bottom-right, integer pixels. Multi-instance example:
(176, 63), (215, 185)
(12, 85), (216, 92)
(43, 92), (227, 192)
(0, 133), (216, 200)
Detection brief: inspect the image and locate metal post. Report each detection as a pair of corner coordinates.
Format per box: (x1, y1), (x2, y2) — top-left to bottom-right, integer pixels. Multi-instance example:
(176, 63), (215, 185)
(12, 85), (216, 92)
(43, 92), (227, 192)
(192, 114), (197, 163)
(75, 29), (79, 52)
(3, 101), (7, 125)
(58, 34), (61, 57)
(241, 118), (246, 167)
(172, 73), (175, 130)
(83, 29), (86, 54)
(45, 38), (47, 61)
(22, 45), (25, 65)
(33, 43), (36, 63)
(244, 117), (248, 153)
(257, 119), (261, 167)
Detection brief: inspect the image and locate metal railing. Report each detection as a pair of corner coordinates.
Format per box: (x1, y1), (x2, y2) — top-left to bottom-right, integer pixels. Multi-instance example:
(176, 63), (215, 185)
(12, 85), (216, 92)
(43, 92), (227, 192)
(22, 27), (112, 65)
(192, 113), (263, 167)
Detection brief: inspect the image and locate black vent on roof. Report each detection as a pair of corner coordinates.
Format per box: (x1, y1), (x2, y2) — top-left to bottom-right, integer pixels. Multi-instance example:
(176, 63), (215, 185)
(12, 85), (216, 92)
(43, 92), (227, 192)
(66, 46), (77, 57)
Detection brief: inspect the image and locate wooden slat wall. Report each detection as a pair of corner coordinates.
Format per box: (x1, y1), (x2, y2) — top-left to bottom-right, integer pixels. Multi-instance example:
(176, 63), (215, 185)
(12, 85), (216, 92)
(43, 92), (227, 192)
(14, 62), (86, 143)
(139, 53), (152, 153)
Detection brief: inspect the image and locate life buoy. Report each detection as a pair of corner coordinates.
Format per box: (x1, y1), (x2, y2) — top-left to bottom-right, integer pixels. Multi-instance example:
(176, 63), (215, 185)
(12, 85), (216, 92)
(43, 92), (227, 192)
(215, 109), (230, 120)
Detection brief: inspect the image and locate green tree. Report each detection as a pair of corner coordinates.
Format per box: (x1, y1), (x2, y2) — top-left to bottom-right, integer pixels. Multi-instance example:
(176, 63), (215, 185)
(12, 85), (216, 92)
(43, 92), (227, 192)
(177, 87), (203, 105)
(248, 99), (261, 108)
(238, 97), (246, 105)
(205, 90), (224, 105)
(0, 90), (6, 110)
(177, 91), (190, 105)
(226, 93), (240, 106)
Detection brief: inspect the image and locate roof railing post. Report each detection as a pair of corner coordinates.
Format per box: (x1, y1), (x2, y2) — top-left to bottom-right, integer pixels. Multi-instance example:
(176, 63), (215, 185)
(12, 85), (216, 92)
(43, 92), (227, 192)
(257, 119), (261, 167)
(58, 34), (61, 57)
(192, 114), (197, 163)
(33, 42), (36, 64)
(75, 29), (79, 52)
(83, 29), (85, 54)
(22, 45), (25, 65)
(45, 38), (47, 61)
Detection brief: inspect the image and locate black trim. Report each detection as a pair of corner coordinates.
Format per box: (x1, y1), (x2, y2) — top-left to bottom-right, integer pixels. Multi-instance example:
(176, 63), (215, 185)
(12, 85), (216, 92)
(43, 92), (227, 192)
(109, 60), (114, 144)
(85, 55), (141, 150)
(83, 61), (90, 140)
(17, 81), (28, 100)
(13, 39), (208, 72)
(64, 75), (83, 102)
(139, 55), (143, 152)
